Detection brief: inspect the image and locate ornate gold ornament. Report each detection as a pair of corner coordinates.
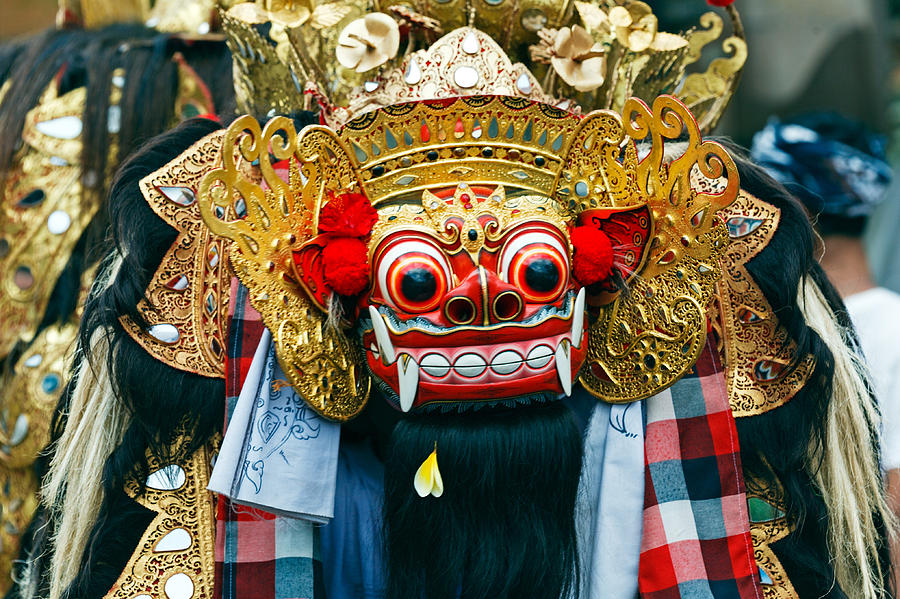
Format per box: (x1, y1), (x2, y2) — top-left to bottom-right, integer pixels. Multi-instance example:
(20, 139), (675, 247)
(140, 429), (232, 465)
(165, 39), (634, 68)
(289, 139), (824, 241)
(340, 95), (582, 208)
(0, 465), (38, 596)
(221, 0), (367, 117)
(572, 95), (738, 403)
(713, 192), (815, 417)
(120, 132), (233, 378)
(197, 116), (371, 421)
(183, 92), (736, 412)
(745, 476), (798, 599)
(105, 444), (217, 599)
(679, 10), (747, 133)
(0, 81), (107, 358)
(345, 27), (559, 123)
(0, 322), (77, 595)
(219, 1), (746, 132)
(0, 323), (77, 468)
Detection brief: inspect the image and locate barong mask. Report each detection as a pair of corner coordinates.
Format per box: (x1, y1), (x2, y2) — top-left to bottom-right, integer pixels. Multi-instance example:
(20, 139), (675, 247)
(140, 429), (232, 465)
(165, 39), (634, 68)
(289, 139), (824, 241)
(129, 7), (747, 421)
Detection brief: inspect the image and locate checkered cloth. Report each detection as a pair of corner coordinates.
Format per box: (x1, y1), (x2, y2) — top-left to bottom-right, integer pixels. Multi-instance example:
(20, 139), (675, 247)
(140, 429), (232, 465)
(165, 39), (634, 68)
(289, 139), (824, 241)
(214, 279), (325, 599)
(639, 339), (762, 599)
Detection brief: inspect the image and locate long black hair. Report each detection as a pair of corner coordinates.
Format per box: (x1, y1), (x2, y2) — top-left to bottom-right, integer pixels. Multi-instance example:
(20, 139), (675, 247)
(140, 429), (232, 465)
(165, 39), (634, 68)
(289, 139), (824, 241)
(383, 402), (582, 599)
(717, 138), (890, 597)
(17, 118), (226, 599)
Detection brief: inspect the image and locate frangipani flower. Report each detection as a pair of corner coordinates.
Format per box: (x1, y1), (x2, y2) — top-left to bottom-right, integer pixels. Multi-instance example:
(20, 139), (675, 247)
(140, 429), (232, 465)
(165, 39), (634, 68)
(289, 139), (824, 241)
(414, 447), (443, 498)
(336, 13), (401, 73)
(609, 1), (686, 52)
(551, 25), (607, 92)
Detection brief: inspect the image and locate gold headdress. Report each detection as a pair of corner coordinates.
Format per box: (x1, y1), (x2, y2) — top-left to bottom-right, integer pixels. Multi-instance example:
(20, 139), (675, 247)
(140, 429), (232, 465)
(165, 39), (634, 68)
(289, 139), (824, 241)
(221, 0), (746, 129)
(128, 1), (745, 418)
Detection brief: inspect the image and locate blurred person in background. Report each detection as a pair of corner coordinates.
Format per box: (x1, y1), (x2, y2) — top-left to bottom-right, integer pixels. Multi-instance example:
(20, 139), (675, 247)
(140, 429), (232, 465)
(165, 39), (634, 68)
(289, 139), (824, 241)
(751, 113), (900, 590)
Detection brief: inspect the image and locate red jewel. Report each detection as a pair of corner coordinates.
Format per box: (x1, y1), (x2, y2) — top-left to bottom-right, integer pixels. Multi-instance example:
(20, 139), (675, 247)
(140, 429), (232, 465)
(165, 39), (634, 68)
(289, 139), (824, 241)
(463, 203), (473, 210)
(460, 193), (471, 202)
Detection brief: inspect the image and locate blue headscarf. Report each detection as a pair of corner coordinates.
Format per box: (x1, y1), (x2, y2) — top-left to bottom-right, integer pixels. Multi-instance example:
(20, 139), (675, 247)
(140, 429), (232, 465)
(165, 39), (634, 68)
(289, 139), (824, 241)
(750, 113), (891, 219)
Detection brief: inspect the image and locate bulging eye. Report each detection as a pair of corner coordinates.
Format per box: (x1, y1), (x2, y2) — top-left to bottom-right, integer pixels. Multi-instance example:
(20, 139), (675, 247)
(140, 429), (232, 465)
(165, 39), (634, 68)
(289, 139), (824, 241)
(500, 230), (569, 303)
(377, 239), (450, 313)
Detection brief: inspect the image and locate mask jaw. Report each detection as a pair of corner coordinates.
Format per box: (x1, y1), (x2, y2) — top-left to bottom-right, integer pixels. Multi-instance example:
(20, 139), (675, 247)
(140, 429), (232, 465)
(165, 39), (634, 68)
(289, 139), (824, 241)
(363, 285), (588, 413)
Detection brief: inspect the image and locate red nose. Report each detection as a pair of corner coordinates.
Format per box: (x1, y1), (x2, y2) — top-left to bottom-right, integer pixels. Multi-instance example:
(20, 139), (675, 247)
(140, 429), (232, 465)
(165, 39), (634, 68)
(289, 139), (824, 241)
(441, 266), (524, 326)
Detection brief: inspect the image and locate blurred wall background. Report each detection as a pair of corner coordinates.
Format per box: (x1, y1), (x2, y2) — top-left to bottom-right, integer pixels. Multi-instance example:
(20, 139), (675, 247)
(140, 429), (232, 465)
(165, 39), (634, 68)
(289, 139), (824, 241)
(0, 0), (56, 39)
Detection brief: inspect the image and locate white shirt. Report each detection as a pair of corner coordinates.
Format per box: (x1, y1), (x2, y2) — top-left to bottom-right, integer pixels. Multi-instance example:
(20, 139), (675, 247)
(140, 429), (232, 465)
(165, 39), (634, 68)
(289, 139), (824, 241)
(844, 287), (900, 471)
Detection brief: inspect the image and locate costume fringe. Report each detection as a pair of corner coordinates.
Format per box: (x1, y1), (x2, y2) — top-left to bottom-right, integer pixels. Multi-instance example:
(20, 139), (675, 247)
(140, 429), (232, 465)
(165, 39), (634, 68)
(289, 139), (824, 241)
(42, 328), (131, 599)
(800, 276), (897, 598)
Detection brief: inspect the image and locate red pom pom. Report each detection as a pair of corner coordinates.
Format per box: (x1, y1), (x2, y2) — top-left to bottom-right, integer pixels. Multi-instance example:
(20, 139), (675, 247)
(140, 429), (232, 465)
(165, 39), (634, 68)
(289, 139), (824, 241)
(571, 225), (614, 285)
(318, 191), (378, 237)
(706, 0), (735, 6)
(322, 236), (370, 296)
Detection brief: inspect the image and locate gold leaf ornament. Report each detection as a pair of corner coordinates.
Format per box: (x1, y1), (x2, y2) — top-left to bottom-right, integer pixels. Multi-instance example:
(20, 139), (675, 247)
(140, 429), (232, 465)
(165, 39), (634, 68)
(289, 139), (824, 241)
(336, 13), (401, 73)
(198, 116), (371, 421)
(569, 95), (739, 403)
(609, 2), (686, 53)
(574, 1), (611, 35)
(551, 25), (608, 92)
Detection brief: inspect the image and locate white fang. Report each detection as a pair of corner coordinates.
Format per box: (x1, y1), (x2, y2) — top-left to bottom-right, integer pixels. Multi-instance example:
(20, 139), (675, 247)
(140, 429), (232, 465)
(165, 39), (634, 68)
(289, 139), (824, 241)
(572, 288), (586, 349)
(368, 306), (396, 365)
(555, 339), (572, 397)
(397, 354), (419, 412)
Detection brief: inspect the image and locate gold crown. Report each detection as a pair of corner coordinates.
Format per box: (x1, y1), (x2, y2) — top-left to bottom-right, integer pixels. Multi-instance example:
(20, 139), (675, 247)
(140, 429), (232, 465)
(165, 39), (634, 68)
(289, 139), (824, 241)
(340, 95), (583, 208)
(221, 0), (746, 130)
(178, 93), (738, 419)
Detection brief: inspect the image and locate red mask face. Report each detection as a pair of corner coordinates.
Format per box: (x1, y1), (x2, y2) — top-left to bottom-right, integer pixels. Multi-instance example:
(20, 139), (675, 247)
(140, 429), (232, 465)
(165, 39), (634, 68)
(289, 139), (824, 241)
(361, 184), (588, 413)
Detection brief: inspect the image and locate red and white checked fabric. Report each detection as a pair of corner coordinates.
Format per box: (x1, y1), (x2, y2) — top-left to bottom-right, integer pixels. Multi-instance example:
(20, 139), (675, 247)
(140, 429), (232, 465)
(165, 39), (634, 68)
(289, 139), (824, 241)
(214, 279), (324, 599)
(639, 339), (762, 599)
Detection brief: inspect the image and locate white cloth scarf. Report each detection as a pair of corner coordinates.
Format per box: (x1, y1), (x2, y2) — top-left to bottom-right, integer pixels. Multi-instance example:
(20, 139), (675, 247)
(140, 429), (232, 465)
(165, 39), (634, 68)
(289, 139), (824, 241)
(208, 328), (342, 522)
(576, 395), (646, 598)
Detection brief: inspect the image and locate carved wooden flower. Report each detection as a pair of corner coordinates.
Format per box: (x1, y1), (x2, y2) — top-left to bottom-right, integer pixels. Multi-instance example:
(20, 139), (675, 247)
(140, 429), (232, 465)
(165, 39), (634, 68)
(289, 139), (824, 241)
(264, 0), (311, 27)
(573, 1), (611, 36)
(336, 13), (401, 73)
(550, 25), (607, 92)
(227, 0), (350, 30)
(609, 2), (686, 52)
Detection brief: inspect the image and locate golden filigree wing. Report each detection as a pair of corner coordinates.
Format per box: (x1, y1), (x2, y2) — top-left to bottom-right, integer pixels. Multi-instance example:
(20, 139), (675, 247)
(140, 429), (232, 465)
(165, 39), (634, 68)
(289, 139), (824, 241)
(679, 11), (747, 134)
(714, 192), (815, 417)
(198, 116), (370, 421)
(106, 445), (217, 599)
(0, 82), (90, 357)
(120, 130), (232, 378)
(575, 95), (739, 403)
(555, 108), (639, 209)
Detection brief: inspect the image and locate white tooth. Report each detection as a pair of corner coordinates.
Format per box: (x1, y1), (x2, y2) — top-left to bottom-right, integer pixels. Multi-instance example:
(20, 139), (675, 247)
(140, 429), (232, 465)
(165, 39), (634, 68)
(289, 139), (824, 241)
(420, 353), (451, 378)
(526, 344), (554, 369)
(454, 353), (488, 378)
(572, 287), (586, 349)
(397, 354), (419, 412)
(368, 306), (396, 365)
(555, 339), (572, 397)
(490, 349), (523, 375)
